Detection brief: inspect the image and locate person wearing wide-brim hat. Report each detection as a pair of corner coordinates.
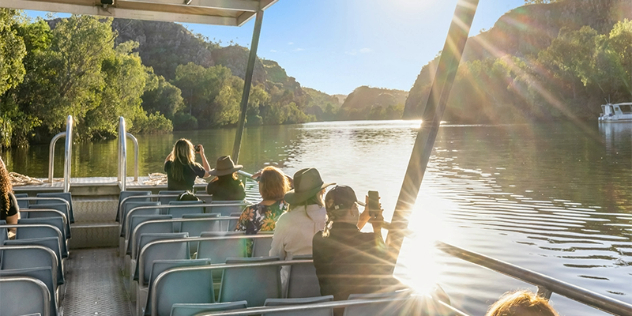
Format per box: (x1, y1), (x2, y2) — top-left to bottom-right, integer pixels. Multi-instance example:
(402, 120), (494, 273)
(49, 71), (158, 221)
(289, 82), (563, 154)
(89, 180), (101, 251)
(206, 156), (246, 201)
(269, 167), (335, 287)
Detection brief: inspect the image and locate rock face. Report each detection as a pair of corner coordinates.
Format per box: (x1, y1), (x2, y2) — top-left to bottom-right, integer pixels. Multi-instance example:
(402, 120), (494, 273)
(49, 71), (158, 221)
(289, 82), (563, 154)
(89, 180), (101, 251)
(342, 86), (408, 111)
(211, 45), (266, 84)
(404, 0), (632, 118)
(111, 19), (215, 80)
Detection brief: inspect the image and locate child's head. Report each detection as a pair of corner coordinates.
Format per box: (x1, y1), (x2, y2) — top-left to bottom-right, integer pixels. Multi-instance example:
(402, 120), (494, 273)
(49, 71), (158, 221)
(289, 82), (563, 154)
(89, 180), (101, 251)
(486, 290), (560, 316)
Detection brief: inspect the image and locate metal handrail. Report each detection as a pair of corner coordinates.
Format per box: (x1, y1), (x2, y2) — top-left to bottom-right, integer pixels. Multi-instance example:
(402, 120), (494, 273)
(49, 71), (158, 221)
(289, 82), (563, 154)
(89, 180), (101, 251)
(139, 234), (278, 291)
(0, 245), (59, 293)
(0, 276), (51, 316)
(192, 296), (467, 316)
(118, 117), (127, 190)
(436, 241), (632, 316)
(124, 203), (249, 238)
(63, 115), (73, 193)
(130, 217), (247, 259)
(47, 132), (66, 184)
(0, 224), (64, 254)
(126, 132), (139, 182)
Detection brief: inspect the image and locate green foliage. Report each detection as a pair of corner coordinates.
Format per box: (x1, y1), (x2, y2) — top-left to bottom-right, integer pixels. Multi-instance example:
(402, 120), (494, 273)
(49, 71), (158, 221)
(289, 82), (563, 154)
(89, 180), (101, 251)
(172, 112), (198, 130)
(0, 9), (26, 95)
(142, 71), (184, 119)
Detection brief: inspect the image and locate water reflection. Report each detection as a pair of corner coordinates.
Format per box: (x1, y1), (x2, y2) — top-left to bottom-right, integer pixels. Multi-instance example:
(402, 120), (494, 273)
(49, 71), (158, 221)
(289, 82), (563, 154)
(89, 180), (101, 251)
(2, 120), (631, 315)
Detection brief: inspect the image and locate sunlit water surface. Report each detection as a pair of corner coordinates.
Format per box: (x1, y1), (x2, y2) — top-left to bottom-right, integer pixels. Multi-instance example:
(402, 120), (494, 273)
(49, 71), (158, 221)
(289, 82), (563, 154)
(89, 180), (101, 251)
(3, 120), (631, 315)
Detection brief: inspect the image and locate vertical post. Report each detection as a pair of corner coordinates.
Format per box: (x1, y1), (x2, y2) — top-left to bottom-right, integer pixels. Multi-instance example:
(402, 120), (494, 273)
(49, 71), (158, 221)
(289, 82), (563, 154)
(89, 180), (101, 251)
(63, 116), (73, 193)
(126, 133), (139, 182)
(119, 117), (127, 191)
(385, 0), (479, 263)
(232, 9), (264, 163)
(48, 132), (66, 184)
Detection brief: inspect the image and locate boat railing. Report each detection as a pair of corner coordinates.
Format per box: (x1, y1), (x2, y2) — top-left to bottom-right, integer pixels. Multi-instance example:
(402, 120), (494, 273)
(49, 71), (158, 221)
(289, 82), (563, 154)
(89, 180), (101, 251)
(436, 241), (632, 316)
(47, 115), (73, 192)
(117, 117), (140, 190)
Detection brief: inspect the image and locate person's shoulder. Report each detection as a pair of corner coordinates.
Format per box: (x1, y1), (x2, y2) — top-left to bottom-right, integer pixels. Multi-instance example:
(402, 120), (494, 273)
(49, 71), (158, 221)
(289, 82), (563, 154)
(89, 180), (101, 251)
(164, 160), (172, 169)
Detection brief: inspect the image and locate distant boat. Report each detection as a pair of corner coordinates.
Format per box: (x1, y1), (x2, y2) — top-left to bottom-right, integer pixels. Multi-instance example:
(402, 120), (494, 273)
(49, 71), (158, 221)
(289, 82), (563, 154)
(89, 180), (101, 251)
(599, 102), (632, 122)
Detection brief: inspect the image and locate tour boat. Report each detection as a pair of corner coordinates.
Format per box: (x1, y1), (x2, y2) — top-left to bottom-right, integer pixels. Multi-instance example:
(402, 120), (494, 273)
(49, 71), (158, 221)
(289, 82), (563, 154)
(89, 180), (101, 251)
(599, 102), (632, 122)
(1, 0), (631, 316)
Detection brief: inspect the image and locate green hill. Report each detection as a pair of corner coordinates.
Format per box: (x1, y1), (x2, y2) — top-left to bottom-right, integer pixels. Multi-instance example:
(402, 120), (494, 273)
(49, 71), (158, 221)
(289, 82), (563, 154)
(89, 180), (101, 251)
(404, 0), (632, 122)
(340, 86), (408, 120)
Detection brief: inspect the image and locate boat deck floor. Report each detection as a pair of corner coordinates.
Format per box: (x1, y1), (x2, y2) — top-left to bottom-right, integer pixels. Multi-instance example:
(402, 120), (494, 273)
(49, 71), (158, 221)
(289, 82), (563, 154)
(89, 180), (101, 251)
(62, 248), (133, 316)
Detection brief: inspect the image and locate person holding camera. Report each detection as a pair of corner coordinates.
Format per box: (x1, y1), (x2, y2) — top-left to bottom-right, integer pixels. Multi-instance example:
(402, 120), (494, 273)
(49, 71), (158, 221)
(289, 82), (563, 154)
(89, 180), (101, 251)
(164, 138), (211, 191)
(312, 185), (397, 304)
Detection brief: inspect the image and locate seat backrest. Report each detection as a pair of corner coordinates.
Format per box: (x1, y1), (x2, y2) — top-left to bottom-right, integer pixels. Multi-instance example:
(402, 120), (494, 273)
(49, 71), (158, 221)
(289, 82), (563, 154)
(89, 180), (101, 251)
(21, 206), (70, 238)
(0, 266), (57, 316)
(145, 259), (210, 316)
(343, 292), (415, 316)
(167, 201), (204, 219)
(209, 201), (244, 217)
(151, 266), (215, 316)
(4, 237), (63, 285)
(158, 191), (186, 205)
(198, 232), (247, 264)
(16, 220), (67, 258)
(170, 301), (248, 316)
(263, 296), (334, 316)
(287, 255), (321, 299)
(219, 257), (281, 307)
(13, 193), (29, 209)
(0, 276), (50, 316)
(1, 245), (58, 287)
(227, 212), (242, 232)
(131, 221), (175, 259)
(139, 240), (190, 286)
(252, 232), (274, 258)
(136, 232), (188, 267)
(36, 192), (73, 223)
(127, 215), (172, 254)
(181, 214), (221, 237)
(122, 202), (162, 237)
(0, 220), (7, 248)
(117, 191), (151, 222)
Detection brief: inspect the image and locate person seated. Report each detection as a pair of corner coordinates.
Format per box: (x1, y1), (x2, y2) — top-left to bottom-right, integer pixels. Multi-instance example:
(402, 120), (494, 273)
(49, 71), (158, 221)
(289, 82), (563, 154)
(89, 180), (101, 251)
(164, 139), (211, 191)
(0, 158), (20, 237)
(486, 290), (560, 316)
(270, 168), (334, 283)
(235, 166), (289, 234)
(312, 185), (397, 304)
(206, 156), (246, 201)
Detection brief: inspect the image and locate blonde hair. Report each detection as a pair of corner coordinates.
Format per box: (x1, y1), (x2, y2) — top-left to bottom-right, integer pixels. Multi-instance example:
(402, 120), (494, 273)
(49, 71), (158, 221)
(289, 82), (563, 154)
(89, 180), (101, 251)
(168, 139), (196, 182)
(486, 291), (560, 316)
(259, 166), (289, 201)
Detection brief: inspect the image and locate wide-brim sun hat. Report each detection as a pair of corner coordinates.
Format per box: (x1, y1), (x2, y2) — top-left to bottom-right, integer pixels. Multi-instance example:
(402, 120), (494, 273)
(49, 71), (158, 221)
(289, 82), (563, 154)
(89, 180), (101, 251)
(284, 168), (335, 205)
(210, 155), (243, 176)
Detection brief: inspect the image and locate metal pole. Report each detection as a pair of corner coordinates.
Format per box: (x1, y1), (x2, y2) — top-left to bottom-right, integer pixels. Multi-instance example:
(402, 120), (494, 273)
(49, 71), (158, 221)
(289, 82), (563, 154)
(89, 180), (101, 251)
(231, 9), (264, 163)
(119, 117), (127, 191)
(48, 132), (66, 183)
(126, 132), (139, 181)
(385, 0), (479, 262)
(63, 116), (73, 193)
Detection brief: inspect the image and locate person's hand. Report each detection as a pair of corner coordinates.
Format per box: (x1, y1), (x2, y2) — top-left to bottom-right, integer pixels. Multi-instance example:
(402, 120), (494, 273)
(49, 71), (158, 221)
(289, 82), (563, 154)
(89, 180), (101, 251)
(195, 144), (204, 154)
(359, 195), (372, 223)
(252, 170), (262, 181)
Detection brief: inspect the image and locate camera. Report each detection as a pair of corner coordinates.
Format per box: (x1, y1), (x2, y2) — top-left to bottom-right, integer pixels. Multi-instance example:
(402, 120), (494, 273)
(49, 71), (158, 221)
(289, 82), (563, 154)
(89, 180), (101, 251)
(194, 145), (201, 153)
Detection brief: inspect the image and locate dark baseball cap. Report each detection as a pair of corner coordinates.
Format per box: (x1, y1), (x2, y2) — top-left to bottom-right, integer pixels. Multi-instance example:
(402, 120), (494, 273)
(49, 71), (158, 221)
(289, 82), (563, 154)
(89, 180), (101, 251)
(325, 185), (365, 211)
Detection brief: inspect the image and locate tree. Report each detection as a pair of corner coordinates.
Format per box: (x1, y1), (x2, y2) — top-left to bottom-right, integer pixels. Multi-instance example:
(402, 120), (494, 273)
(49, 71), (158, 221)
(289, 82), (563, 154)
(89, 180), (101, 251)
(0, 9), (26, 95)
(142, 71), (184, 119)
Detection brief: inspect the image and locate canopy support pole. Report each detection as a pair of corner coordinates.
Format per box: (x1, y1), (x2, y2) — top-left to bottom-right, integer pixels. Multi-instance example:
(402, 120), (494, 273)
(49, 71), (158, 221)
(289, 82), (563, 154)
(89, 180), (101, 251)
(385, 0), (479, 264)
(232, 9), (264, 163)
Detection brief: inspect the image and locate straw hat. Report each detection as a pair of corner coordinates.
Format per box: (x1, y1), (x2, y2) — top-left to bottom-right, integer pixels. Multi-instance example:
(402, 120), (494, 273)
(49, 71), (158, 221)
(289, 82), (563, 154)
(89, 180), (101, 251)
(210, 156), (243, 176)
(284, 168), (334, 205)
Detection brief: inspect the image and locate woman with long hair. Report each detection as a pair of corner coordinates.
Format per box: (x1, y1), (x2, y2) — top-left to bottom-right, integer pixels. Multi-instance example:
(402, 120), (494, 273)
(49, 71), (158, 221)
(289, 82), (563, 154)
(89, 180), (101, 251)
(205, 156), (246, 201)
(269, 168), (334, 284)
(235, 166), (289, 234)
(0, 157), (19, 227)
(164, 139), (211, 191)
(486, 290), (560, 316)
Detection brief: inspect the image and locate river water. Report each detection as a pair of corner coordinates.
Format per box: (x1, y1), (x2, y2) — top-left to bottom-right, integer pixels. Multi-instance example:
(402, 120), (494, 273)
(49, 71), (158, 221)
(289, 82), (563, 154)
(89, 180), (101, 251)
(3, 120), (631, 315)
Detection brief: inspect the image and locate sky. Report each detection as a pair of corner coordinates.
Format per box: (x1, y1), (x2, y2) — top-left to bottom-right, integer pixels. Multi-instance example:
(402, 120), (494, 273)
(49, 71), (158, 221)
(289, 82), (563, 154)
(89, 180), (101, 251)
(27, 0), (527, 95)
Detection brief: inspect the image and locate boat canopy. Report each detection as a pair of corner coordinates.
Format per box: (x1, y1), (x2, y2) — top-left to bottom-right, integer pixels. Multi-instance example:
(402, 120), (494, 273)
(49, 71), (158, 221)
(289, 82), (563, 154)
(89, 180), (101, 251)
(0, 0), (276, 25)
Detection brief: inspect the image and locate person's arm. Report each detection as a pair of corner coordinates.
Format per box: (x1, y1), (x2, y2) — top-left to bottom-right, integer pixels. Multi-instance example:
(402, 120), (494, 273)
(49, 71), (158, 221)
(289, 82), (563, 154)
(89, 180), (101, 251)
(357, 196), (372, 230)
(197, 144), (211, 178)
